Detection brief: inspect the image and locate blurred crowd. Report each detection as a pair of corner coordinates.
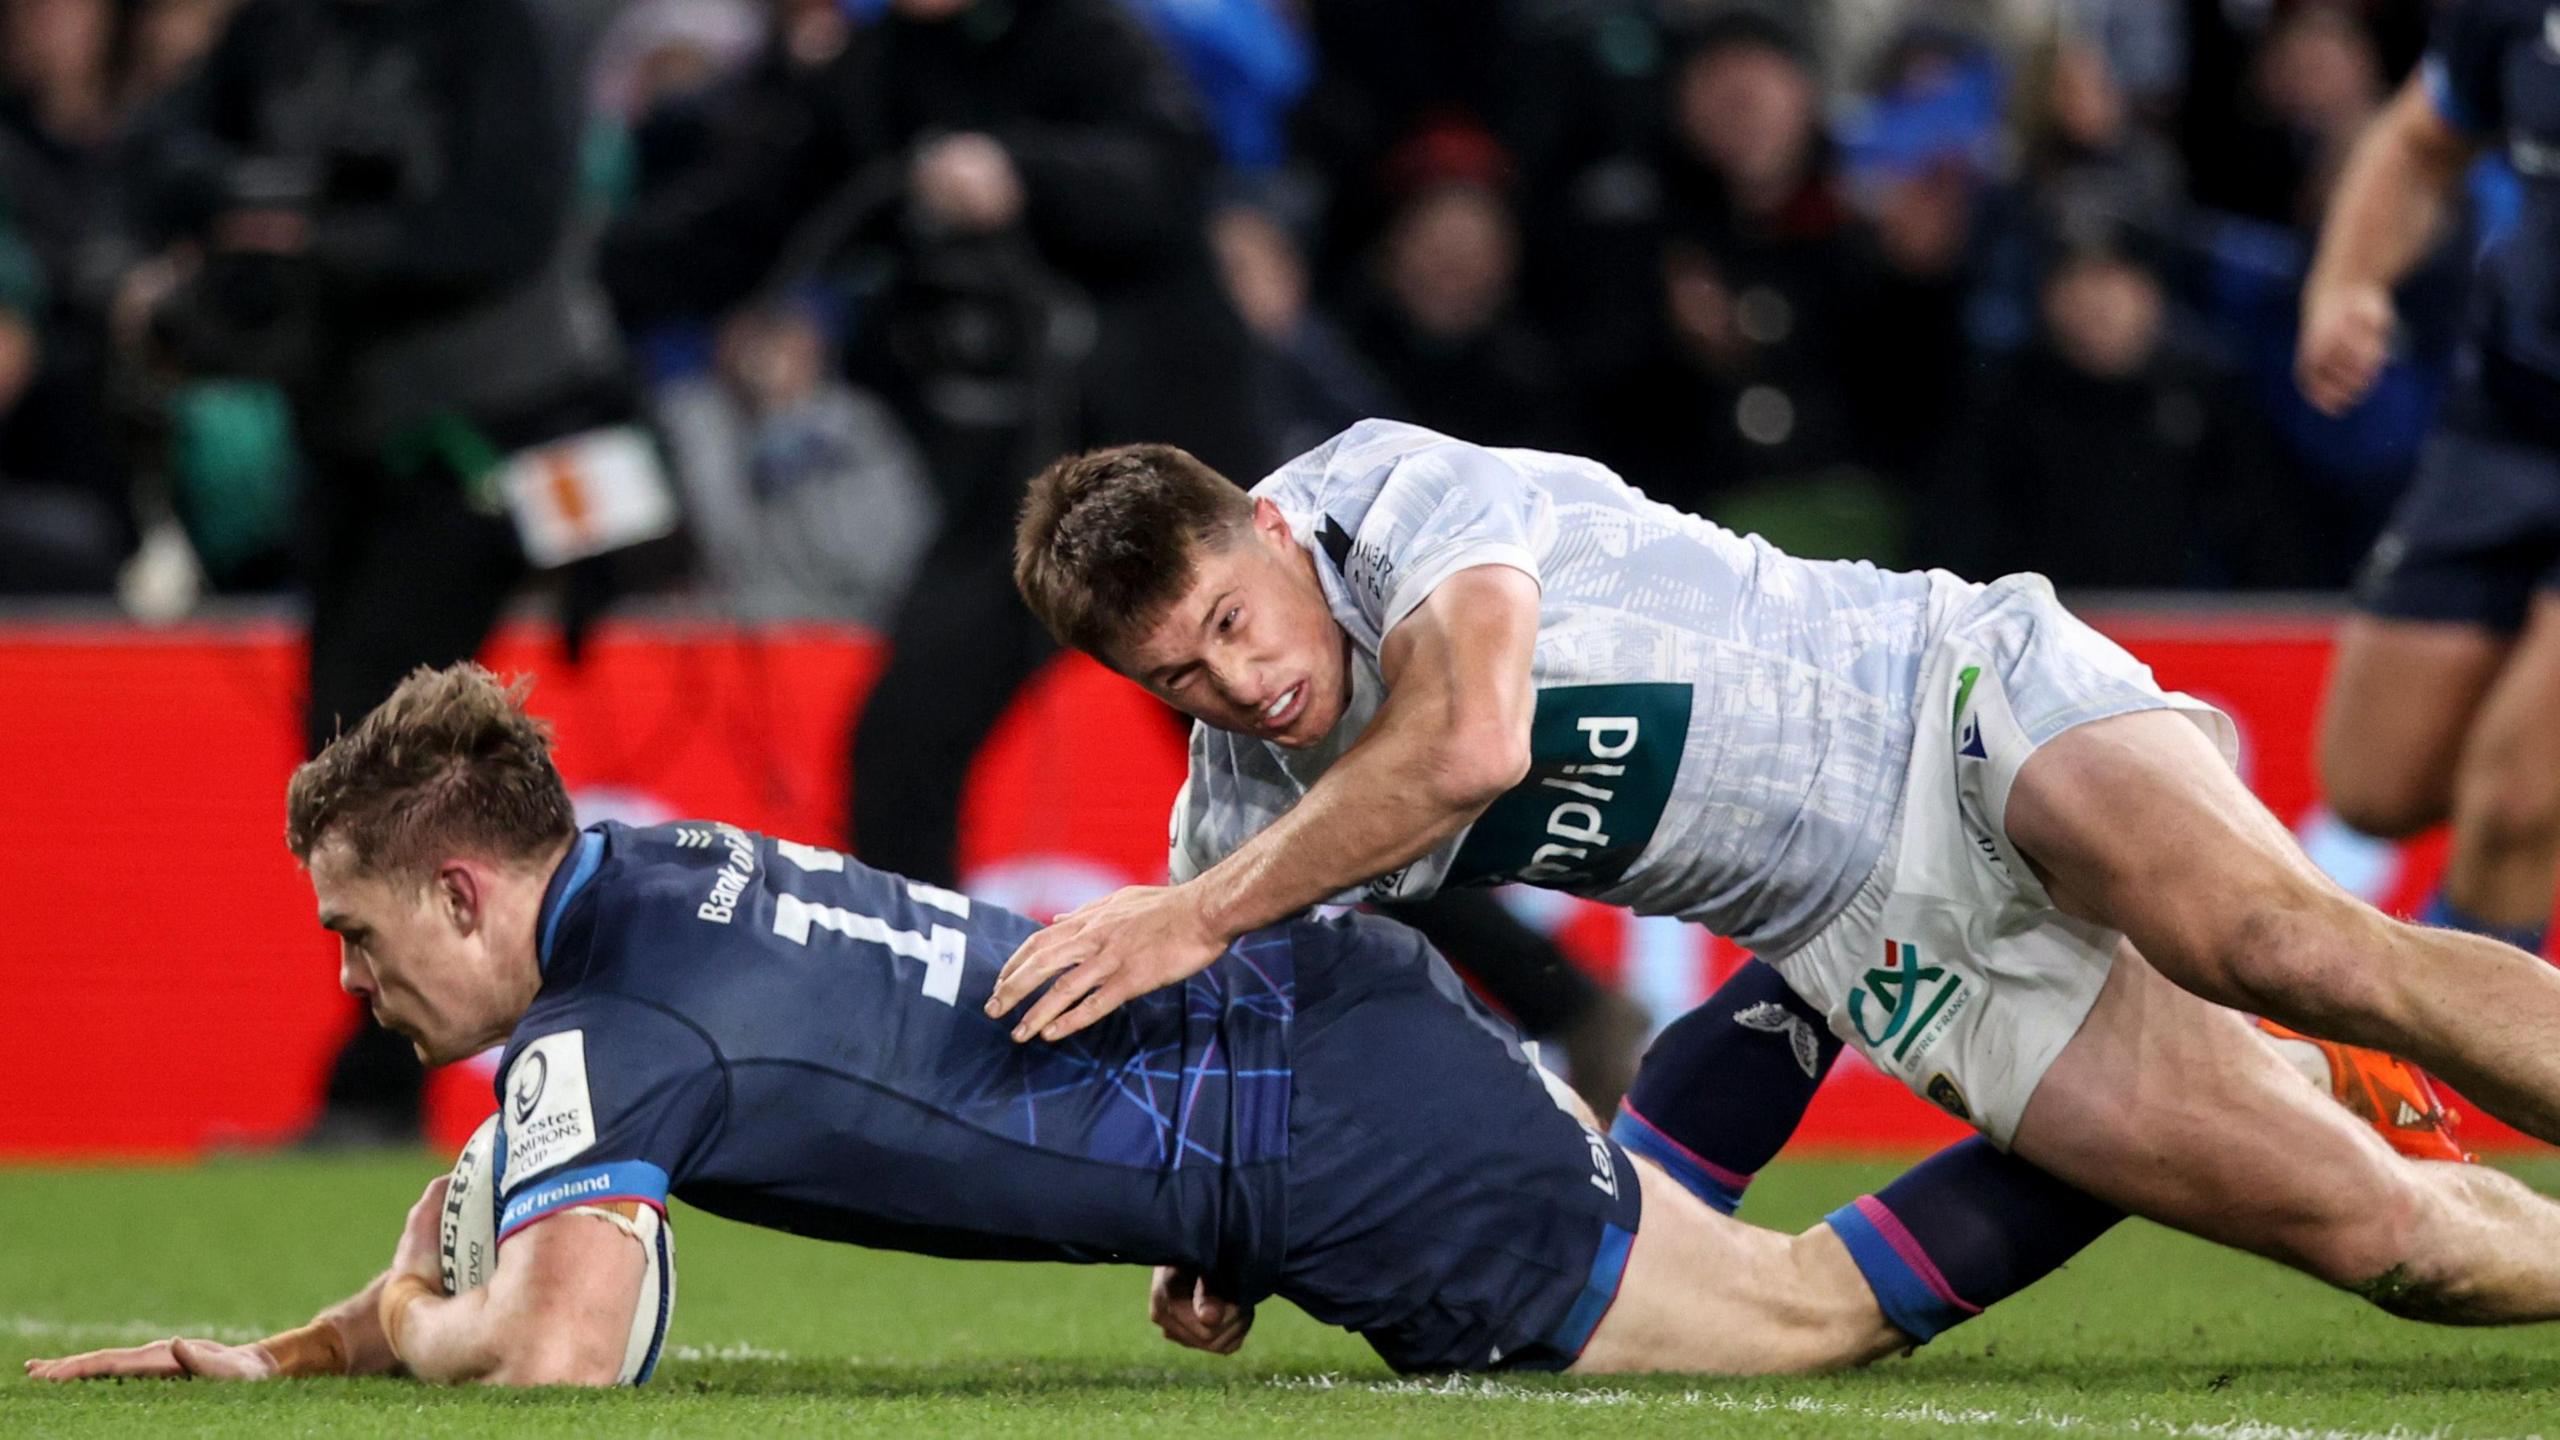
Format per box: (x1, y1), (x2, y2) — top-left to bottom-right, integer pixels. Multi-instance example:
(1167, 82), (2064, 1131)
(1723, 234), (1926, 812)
(0, 0), (2514, 615)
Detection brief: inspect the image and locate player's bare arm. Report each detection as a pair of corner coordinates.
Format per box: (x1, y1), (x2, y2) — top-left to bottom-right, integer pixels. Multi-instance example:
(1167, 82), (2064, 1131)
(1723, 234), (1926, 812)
(989, 562), (1539, 1042)
(2299, 74), (2482, 415)
(25, 1273), (396, 1383)
(384, 1179), (648, 1386)
(33, 1174), (647, 1387)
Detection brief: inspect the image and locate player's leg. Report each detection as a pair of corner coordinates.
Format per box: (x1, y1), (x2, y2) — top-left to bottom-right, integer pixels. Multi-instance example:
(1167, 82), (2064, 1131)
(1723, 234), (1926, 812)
(1277, 917), (1902, 1375)
(2318, 401), (2545, 843)
(1611, 958), (1843, 1214)
(1569, 1160), (1908, 1375)
(2003, 706), (2560, 1144)
(1618, 958), (2125, 1338)
(2012, 943), (2560, 1322)
(2436, 590), (2560, 945)
(2314, 614), (2506, 840)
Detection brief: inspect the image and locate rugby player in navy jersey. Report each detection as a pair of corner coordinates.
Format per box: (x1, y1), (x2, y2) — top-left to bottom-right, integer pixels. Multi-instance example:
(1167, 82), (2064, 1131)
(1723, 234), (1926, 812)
(29, 663), (1916, 1386)
(2305, 0), (2560, 974)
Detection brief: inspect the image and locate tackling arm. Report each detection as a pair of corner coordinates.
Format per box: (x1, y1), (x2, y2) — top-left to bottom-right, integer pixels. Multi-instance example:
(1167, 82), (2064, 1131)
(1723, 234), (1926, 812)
(1188, 563), (1540, 938)
(988, 563), (1539, 1043)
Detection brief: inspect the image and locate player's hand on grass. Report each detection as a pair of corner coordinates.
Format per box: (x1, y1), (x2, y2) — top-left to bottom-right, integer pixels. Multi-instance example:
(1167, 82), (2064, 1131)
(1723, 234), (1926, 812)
(989, 884), (1227, 1044)
(24, 1336), (280, 1382)
(390, 1175), (450, 1290)
(2298, 282), (2396, 415)
(1148, 1267), (1253, 1356)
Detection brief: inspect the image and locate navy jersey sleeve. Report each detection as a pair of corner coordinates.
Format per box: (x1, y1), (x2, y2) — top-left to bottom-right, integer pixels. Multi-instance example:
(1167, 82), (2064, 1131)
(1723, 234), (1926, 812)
(2423, 0), (2507, 136)
(492, 996), (727, 1244)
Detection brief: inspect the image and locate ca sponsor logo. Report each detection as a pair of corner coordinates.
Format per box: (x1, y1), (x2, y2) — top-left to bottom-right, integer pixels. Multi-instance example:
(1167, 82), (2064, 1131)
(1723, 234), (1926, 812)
(1849, 938), (1970, 1064)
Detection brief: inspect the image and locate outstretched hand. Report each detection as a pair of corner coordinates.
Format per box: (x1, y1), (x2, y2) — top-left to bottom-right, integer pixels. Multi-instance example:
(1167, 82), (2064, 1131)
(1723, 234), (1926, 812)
(26, 1336), (280, 1382)
(987, 884), (1227, 1044)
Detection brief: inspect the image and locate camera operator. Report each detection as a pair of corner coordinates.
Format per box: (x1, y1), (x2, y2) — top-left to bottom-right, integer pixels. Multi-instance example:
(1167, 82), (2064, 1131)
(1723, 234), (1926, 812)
(120, 0), (651, 1146)
(605, 0), (1262, 888)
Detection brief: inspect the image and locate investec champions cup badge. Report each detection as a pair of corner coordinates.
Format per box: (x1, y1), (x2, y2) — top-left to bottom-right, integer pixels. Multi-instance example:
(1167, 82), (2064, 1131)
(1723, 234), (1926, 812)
(1850, 938), (1969, 1065)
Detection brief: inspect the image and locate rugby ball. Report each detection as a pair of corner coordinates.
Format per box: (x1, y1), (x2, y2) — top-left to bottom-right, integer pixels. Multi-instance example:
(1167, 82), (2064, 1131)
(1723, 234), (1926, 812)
(440, 1114), (676, 1385)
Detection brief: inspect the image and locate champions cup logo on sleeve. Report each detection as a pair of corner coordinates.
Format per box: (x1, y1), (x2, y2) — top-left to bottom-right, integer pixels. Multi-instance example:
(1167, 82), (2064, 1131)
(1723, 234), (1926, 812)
(501, 1031), (598, 1191)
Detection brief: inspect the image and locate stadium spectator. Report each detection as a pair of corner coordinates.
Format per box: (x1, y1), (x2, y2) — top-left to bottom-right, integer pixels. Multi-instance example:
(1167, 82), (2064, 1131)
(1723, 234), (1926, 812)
(0, 200), (123, 592)
(605, 0), (1262, 889)
(1563, 10), (1959, 561)
(1210, 200), (1392, 460)
(655, 299), (938, 623)
(1919, 234), (2309, 589)
(2181, 0), (2399, 229)
(118, 0), (645, 1145)
(0, 0), (143, 585)
(1343, 122), (1569, 450)
(1122, 0), (1312, 179)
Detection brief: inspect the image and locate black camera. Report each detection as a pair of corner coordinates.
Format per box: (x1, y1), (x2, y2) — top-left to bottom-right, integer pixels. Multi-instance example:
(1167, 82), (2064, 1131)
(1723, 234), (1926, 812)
(148, 158), (323, 383)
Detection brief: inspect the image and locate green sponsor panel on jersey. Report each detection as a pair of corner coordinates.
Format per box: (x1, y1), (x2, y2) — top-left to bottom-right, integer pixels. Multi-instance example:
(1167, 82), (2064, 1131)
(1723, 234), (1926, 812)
(1443, 682), (1692, 891)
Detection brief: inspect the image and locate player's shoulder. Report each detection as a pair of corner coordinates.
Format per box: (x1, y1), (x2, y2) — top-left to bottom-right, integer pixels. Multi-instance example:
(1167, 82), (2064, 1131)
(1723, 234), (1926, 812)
(566, 820), (737, 919)
(540, 821), (766, 975)
(1250, 419), (1464, 504)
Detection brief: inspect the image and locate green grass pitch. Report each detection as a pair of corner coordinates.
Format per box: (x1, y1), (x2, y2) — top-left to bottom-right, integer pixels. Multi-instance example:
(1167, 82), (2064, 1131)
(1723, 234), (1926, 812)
(4, 1153), (2558, 1438)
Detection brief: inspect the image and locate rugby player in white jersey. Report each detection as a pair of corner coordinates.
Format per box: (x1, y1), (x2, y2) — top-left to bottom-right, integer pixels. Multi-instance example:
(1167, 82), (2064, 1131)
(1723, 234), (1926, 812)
(993, 419), (2560, 1329)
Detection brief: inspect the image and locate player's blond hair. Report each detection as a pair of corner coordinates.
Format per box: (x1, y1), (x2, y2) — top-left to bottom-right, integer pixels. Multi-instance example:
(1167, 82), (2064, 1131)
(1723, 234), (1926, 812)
(1014, 443), (1255, 662)
(286, 663), (576, 883)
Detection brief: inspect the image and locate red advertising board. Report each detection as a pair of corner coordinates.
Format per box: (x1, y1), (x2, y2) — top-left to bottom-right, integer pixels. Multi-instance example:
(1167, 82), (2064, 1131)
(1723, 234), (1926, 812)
(0, 608), (2516, 1159)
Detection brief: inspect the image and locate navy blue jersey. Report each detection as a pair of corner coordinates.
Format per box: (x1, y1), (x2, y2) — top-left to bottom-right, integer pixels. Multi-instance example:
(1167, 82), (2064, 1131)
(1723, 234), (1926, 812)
(2425, 0), (2560, 386)
(489, 822), (1299, 1299)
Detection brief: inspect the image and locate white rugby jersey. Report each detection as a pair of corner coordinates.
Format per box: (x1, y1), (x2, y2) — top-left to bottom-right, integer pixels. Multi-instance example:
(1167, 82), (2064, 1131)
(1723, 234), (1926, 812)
(1170, 418), (1940, 956)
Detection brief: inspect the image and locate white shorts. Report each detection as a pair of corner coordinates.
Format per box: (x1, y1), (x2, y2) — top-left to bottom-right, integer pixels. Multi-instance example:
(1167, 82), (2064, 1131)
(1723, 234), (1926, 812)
(1767, 573), (2239, 1146)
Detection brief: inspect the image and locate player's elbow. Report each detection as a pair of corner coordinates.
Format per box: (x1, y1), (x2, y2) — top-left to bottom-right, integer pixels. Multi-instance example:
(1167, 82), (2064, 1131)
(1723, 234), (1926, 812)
(477, 1310), (625, 1388)
(2381, 83), (2477, 185)
(482, 1337), (621, 1388)
(1420, 722), (1530, 813)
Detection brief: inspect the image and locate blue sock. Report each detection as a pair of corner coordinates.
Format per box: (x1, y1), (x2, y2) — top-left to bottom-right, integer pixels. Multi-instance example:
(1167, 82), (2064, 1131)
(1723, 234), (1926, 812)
(2419, 890), (2547, 958)
(1609, 959), (1841, 1215)
(1826, 1137), (2122, 1343)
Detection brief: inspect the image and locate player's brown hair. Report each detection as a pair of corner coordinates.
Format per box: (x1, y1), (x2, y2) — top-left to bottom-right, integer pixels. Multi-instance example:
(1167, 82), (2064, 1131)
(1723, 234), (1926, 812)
(286, 663), (577, 882)
(1014, 443), (1255, 661)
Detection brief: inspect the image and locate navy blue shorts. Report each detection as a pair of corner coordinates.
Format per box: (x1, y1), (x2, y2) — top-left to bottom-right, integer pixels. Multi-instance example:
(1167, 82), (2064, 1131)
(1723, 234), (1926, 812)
(1272, 913), (1641, 1374)
(2355, 367), (2560, 633)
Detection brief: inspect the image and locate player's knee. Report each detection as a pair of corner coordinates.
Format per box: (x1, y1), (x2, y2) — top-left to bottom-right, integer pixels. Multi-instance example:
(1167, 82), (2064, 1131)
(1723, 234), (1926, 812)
(2322, 776), (2443, 843)
(2453, 758), (2560, 859)
(2290, 1167), (2429, 1299)
(2332, 1180), (2499, 1325)
(2319, 734), (2443, 839)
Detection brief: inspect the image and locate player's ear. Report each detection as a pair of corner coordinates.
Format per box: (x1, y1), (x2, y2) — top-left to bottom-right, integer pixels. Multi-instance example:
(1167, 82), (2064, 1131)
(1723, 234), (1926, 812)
(436, 861), (482, 936)
(1250, 497), (1292, 547)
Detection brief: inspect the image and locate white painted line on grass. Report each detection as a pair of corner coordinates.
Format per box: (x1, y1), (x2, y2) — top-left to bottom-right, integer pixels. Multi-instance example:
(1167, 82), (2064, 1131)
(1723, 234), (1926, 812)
(0, 1314), (263, 1344)
(1266, 1374), (2469, 1440)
